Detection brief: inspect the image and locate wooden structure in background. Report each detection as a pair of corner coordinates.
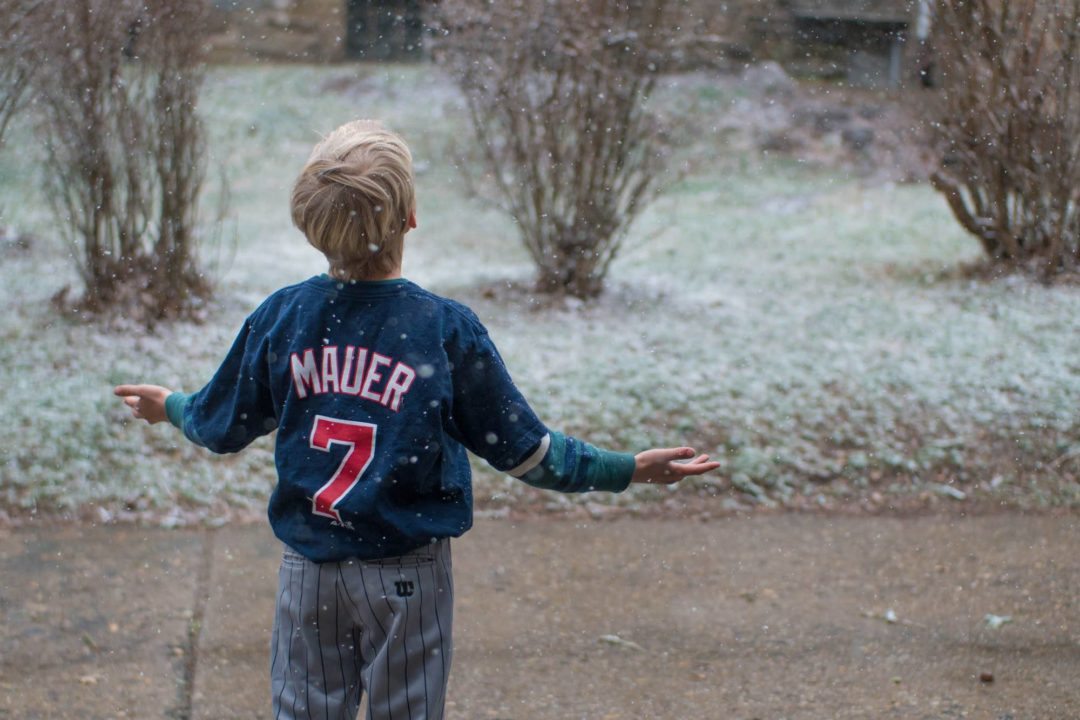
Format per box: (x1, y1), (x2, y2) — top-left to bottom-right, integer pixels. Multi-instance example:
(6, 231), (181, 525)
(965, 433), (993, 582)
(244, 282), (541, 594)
(344, 0), (425, 60)
(760, 0), (919, 86)
(787, 0), (910, 22)
(206, 0), (427, 63)
(207, 0), (924, 86)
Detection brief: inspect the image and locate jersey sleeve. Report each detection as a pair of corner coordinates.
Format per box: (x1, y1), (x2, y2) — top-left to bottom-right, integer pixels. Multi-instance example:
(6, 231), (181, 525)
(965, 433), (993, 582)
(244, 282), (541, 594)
(445, 317), (634, 493)
(445, 322), (549, 471)
(173, 314), (279, 454)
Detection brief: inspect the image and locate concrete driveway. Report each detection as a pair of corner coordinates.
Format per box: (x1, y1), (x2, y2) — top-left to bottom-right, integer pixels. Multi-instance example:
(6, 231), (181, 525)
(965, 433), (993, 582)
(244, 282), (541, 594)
(1, 515), (1077, 719)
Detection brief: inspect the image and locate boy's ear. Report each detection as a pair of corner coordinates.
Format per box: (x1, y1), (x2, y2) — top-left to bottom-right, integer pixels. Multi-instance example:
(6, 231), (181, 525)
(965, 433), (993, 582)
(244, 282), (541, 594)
(407, 209), (417, 230)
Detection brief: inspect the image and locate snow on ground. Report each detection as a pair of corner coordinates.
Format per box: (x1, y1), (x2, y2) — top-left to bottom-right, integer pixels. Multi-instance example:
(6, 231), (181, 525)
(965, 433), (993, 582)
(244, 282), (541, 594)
(0, 65), (1077, 523)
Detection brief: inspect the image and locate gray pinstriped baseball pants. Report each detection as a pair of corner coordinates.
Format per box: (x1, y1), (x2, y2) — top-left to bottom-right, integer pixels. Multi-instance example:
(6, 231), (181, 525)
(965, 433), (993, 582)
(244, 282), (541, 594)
(271, 539), (454, 720)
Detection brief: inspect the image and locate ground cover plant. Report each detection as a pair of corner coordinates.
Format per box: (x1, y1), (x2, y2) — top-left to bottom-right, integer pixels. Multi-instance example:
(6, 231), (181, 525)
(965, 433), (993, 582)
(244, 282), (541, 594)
(0, 65), (1077, 525)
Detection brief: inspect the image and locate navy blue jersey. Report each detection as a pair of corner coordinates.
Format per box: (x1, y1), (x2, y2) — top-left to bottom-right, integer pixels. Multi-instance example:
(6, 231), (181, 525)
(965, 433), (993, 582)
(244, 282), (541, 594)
(177, 276), (553, 560)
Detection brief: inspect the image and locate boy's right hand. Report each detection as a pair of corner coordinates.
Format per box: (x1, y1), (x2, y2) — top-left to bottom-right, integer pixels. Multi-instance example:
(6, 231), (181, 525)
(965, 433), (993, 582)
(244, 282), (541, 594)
(632, 447), (720, 485)
(114, 384), (173, 425)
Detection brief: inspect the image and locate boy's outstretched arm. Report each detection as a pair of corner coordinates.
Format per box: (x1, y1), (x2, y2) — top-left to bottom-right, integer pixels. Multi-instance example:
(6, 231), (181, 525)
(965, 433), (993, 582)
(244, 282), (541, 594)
(445, 317), (721, 494)
(632, 447), (720, 485)
(113, 315), (277, 453)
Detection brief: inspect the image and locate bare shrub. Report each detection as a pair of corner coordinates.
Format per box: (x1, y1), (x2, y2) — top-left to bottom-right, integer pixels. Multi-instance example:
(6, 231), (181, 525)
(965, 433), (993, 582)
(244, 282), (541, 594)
(0, 1), (41, 149)
(0, 0), (43, 245)
(930, 0), (1080, 275)
(32, 0), (219, 322)
(434, 0), (686, 298)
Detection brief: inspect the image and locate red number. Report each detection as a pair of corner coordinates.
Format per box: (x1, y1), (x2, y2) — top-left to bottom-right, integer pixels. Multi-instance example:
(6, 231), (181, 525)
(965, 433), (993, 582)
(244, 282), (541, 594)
(309, 415), (377, 523)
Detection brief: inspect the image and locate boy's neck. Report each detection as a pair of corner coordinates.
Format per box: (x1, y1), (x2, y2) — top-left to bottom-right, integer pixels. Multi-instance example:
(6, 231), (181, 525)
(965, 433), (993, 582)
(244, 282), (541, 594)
(328, 268), (403, 282)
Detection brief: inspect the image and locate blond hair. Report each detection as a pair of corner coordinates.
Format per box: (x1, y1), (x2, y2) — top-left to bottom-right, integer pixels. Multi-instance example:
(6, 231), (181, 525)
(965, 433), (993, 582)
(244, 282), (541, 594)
(290, 120), (415, 280)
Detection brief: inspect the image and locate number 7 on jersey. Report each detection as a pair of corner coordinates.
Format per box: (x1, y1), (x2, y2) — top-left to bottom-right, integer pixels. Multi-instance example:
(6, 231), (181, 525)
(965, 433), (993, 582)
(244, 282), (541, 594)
(309, 415), (377, 523)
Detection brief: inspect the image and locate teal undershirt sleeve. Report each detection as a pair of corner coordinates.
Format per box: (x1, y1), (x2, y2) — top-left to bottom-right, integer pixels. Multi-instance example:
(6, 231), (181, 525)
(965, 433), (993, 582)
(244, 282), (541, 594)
(164, 392), (190, 430)
(518, 431), (635, 494)
(165, 392), (207, 447)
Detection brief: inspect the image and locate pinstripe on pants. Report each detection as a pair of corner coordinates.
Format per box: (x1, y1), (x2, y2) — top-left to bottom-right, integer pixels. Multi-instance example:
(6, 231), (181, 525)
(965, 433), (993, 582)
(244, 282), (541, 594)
(271, 539), (454, 720)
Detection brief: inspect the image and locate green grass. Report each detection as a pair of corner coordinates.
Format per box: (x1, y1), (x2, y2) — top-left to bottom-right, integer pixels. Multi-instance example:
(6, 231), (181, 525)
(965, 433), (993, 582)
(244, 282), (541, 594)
(0, 64), (1077, 523)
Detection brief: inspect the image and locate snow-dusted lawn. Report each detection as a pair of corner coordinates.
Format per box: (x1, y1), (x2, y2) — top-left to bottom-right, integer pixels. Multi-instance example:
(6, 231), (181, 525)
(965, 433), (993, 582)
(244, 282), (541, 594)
(1, 65), (1077, 523)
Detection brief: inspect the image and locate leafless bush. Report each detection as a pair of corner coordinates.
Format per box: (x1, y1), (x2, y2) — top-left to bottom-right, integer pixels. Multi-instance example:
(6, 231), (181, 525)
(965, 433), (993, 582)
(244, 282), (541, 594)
(434, 0), (687, 298)
(0, 1), (41, 149)
(33, 0), (219, 322)
(0, 0), (43, 243)
(930, 0), (1080, 276)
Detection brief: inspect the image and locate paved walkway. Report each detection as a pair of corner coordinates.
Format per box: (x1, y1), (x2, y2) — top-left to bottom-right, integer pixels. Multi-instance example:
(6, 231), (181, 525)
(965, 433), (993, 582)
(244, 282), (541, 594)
(1, 515), (1077, 719)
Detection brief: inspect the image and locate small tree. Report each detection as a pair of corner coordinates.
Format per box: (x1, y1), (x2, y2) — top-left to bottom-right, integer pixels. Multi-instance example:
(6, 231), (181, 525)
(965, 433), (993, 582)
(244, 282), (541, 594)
(434, 0), (683, 298)
(930, 0), (1080, 274)
(0, 0), (43, 241)
(33, 0), (217, 322)
(0, 1), (41, 149)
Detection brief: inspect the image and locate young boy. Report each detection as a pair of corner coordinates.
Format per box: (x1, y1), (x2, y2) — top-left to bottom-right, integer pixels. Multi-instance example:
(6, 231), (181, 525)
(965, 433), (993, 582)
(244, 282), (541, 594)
(115, 120), (719, 720)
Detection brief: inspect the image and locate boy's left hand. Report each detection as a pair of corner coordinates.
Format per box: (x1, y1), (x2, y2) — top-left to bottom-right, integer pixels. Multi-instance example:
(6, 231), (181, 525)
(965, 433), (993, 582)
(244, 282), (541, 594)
(632, 447), (721, 485)
(114, 384), (173, 425)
